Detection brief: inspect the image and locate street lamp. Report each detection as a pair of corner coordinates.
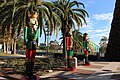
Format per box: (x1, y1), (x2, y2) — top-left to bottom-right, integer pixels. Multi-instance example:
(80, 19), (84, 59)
(45, 29), (50, 53)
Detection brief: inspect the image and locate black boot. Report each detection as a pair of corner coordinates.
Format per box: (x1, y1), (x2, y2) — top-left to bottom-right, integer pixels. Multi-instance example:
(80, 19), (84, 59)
(67, 58), (72, 68)
(29, 62), (35, 79)
(25, 62), (35, 79)
(25, 62), (31, 79)
(85, 57), (90, 65)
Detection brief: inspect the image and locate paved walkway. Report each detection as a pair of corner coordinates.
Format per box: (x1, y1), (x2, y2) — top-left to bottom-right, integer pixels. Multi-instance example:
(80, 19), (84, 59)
(0, 54), (47, 59)
(40, 62), (120, 80)
(0, 57), (120, 80)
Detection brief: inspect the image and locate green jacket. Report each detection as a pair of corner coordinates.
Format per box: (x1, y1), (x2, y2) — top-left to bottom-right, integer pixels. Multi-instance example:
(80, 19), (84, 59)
(24, 27), (40, 49)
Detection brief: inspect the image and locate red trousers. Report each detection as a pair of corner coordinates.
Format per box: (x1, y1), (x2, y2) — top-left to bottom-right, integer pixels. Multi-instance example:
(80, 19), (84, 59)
(84, 50), (88, 56)
(25, 49), (36, 61)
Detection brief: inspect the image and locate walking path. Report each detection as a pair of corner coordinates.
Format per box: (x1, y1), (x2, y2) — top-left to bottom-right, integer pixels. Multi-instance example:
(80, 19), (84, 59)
(0, 54), (47, 59)
(0, 54), (120, 80)
(40, 62), (120, 80)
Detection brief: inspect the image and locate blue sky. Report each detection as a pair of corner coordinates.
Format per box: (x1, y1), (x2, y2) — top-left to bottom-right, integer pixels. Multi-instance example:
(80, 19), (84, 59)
(40, 0), (115, 45)
(79, 0), (115, 45)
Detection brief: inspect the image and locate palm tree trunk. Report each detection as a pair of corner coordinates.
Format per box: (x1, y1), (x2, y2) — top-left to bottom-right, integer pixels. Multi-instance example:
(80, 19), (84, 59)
(6, 39), (9, 53)
(62, 20), (67, 59)
(3, 39), (6, 53)
(105, 0), (120, 61)
(11, 39), (14, 51)
(13, 39), (16, 54)
(11, 39), (14, 54)
(45, 33), (47, 45)
(63, 33), (67, 58)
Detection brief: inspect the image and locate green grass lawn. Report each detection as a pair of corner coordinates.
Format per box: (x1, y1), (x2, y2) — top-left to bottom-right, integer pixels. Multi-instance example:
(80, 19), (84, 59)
(0, 52), (22, 56)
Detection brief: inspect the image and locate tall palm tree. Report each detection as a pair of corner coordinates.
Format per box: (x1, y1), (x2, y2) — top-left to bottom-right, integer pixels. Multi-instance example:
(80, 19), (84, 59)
(53, 0), (88, 58)
(105, 0), (120, 61)
(0, 0), (56, 54)
(0, 0), (55, 36)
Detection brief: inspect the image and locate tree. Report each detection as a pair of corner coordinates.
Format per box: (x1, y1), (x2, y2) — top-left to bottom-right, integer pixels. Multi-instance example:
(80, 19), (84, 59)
(49, 40), (60, 52)
(0, 0), (55, 36)
(99, 36), (108, 55)
(105, 0), (120, 61)
(53, 0), (88, 58)
(100, 36), (108, 42)
(72, 30), (83, 52)
(16, 37), (24, 50)
(0, 0), (56, 53)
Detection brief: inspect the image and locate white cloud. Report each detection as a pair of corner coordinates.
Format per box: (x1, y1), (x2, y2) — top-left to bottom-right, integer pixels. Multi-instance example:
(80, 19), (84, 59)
(83, 29), (94, 33)
(94, 27), (110, 33)
(93, 13), (113, 24)
(86, 26), (110, 40)
(80, 13), (112, 45)
(82, 18), (96, 29)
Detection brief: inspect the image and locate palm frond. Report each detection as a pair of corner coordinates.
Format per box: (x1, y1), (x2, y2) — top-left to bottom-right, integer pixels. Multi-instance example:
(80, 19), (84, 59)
(72, 8), (89, 17)
(69, 1), (85, 8)
(38, 9), (43, 37)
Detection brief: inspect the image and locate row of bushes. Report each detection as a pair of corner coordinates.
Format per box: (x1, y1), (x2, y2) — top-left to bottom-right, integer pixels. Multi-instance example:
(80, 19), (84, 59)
(53, 52), (100, 61)
(0, 57), (66, 75)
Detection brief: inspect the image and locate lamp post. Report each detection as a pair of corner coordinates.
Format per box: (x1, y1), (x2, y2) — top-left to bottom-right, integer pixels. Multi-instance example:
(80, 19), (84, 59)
(45, 29), (50, 53)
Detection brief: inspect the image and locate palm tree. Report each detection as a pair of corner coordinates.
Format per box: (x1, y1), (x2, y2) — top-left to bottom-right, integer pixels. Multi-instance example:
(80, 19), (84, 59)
(1, 30), (11, 53)
(0, 0), (56, 54)
(53, 0), (88, 58)
(59, 30), (84, 53)
(100, 36), (108, 42)
(99, 36), (108, 49)
(105, 0), (120, 61)
(99, 36), (108, 57)
(72, 30), (83, 52)
(0, 0), (55, 36)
